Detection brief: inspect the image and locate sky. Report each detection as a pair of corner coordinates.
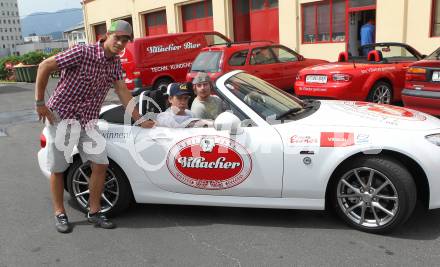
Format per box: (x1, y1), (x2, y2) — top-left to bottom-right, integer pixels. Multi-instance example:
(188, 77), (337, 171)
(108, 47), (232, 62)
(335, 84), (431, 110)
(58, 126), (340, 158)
(17, 0), (82, 18)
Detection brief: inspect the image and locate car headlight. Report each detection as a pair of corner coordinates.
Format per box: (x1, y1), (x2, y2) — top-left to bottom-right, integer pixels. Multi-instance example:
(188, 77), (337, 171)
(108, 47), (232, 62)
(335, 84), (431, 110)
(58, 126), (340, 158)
(426, 134), (440, 146)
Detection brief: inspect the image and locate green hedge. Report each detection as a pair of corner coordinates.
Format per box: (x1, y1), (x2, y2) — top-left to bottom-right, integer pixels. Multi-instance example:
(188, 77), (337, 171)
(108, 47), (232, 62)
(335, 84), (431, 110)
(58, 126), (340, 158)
(0, 49), (63, 80)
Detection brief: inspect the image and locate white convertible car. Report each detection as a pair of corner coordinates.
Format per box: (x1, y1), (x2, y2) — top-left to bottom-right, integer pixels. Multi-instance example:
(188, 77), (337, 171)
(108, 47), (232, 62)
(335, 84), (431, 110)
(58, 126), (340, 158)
(38, 71), (440, 233)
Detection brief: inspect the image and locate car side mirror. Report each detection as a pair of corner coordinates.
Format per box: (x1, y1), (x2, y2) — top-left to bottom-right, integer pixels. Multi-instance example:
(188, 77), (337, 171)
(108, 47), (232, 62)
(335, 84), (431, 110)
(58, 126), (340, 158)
(214, 112), (243, 135)
(298, 55), (304, 61)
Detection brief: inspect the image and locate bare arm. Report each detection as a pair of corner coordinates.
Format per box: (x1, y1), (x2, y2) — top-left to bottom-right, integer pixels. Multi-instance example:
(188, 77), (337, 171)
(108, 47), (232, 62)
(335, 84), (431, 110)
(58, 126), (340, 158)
(35, 56), (59, 124)
(113, 80), (155, 128)
(35, 56), (58, 102)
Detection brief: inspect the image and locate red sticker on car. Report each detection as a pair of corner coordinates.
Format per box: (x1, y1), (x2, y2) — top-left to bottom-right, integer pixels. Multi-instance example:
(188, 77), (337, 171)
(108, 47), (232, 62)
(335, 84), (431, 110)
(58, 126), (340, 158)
(167, 136), (252, 190)
(320, 132), (355, 147)
(352, 102), (427, 121)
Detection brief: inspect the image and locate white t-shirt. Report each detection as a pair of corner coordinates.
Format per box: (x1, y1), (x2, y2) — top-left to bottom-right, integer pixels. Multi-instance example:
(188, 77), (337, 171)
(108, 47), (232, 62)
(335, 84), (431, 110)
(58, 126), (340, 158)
(191, 95), (225, 120)
(156, 108), (199, 128)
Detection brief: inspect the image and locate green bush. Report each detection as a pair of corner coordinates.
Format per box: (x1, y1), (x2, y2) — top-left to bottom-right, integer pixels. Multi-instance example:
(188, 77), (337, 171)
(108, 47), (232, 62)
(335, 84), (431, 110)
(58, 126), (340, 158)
(0, 55), (23, 80)
(21, 51), (47, 65)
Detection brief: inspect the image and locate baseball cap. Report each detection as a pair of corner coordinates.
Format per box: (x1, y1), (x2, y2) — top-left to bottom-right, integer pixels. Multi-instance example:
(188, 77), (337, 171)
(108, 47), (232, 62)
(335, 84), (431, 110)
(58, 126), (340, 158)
(108, 20), (133, 40)
(168, 82), (193, 96)
(192, 72), (212, 85)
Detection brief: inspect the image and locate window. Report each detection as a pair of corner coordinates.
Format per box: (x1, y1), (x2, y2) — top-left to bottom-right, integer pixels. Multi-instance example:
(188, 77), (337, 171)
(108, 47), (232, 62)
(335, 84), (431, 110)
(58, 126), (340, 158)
(271, 46), (298, 62)
(250, 47), (277, 65)
(147, 11), (166, 26)
(183, 1), (212, 20)
(302, 0), (346, 43)
(349, 0), (375, 7)
(432, 0), (440, 36)
(229, 50), (249, 66)
(251, 0), (277, 10)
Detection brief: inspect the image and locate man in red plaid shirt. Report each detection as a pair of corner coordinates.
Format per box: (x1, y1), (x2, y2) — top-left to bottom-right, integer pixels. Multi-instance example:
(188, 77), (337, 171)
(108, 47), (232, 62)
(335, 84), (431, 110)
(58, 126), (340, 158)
(35, 20), (154, 233)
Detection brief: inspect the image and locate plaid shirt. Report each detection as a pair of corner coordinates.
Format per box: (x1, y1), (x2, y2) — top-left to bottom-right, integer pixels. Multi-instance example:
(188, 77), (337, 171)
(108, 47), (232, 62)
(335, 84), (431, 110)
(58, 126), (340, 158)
(47, 41), (123, 128)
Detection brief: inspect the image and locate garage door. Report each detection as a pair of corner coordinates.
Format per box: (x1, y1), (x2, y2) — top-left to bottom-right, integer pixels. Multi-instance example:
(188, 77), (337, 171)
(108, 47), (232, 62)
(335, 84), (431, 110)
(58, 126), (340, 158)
(182, 0), (213, 32)
(233, 0), (279, 43)
(145, 10), (167, 36)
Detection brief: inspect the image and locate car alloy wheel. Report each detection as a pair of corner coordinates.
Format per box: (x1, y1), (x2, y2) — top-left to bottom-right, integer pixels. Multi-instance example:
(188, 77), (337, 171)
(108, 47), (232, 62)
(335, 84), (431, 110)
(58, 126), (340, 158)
(66, 159), (132, 216)
(337, 167), (398, 228)
(368, 81), (392, 104)
(71, 161), (120, 213)
(331, 156), (416, 233)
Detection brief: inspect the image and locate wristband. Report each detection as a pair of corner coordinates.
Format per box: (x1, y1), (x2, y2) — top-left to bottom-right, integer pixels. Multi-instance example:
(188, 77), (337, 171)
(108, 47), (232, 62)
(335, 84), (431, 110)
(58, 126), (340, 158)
(35, 100), (45, 106)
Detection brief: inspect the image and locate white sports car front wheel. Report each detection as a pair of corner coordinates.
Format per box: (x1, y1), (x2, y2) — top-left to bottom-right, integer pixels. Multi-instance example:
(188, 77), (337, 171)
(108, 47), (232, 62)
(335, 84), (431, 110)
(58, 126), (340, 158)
(330, 156), (417, 233)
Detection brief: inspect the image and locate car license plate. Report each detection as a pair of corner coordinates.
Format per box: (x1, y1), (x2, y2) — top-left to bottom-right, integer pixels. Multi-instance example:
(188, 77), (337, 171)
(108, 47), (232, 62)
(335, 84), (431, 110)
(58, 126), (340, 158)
(432, 71), (440, 82)
(306, 75), (327, 84)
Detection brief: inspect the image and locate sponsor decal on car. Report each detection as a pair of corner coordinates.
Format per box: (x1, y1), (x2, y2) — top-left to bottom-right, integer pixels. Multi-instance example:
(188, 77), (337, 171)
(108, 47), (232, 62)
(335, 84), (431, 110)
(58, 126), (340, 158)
(102, 131), (129, 140)
(355, 133), (371, 145)
(320, 132), (355, 147)
(289, 134), (319, 146)
(150, 62), (193, 73)
(360, 66), (396, 74)
(348, 102), (427, 121)
(147, 42), (201, 54)
(298, 87), (328, 92)
(166, 136), (252, 190)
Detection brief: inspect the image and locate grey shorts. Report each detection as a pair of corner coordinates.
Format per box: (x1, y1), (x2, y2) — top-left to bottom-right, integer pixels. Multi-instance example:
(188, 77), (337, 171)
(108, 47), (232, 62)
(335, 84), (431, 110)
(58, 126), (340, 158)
(45, 110), (109, 173)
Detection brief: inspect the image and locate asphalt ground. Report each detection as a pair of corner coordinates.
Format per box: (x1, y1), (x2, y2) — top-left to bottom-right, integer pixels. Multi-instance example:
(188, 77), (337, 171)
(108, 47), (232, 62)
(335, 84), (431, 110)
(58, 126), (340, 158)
(0, 81), (440, 266)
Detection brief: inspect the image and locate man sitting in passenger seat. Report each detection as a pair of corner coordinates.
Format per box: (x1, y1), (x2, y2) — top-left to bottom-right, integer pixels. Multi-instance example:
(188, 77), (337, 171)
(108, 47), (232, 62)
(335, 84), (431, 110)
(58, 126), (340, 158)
(191, 72), (227, 120)
(157, 83), (212, 128)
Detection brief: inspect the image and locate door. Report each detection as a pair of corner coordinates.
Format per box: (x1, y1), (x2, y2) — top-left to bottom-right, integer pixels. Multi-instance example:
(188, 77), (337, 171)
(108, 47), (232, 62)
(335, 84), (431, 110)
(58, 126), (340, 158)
(248, 46), (283, 88)
(145, 10), (167, 36)
(269, 45), (303, 90)
(133, 125), (283, 197)
(232, 0), (251, 42)
(249, 0), (279, 42)
(182, 0), (213, 32)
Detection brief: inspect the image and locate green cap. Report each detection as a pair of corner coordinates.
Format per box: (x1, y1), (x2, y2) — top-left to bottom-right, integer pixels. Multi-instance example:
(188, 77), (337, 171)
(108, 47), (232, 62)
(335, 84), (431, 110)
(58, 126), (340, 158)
(108, 20), (133, 40)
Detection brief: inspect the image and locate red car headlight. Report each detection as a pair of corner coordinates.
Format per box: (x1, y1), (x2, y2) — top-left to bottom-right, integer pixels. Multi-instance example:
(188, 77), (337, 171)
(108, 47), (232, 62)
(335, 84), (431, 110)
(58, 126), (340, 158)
(332, 73), (352, 82)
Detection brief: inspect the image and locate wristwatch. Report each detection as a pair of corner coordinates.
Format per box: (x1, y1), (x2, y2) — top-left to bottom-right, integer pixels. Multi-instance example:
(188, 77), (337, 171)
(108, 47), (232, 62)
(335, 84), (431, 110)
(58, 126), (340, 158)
(35, 100), (45, 106)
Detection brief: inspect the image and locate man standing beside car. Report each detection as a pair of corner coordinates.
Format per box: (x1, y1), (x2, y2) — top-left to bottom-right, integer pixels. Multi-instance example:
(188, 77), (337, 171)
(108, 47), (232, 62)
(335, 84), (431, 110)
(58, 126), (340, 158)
(360, 16), (376, 56)
(191, 72), (226, 120)
(35, 20), (154, 233)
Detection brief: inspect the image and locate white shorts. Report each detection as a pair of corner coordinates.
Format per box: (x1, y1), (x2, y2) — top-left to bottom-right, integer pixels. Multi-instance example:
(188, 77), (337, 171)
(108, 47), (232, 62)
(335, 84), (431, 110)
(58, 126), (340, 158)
(45, 110), (108, 173)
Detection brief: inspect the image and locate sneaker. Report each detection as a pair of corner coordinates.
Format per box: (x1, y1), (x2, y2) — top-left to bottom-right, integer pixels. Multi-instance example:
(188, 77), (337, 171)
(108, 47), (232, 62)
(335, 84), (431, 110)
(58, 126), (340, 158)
(54, 213), (72, 233)
(87, 211), (116, 229)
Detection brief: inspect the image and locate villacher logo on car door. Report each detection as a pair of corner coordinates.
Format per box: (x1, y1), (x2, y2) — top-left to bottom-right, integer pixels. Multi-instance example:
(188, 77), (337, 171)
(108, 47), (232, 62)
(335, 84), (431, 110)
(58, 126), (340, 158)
(166, 136), (252, 190)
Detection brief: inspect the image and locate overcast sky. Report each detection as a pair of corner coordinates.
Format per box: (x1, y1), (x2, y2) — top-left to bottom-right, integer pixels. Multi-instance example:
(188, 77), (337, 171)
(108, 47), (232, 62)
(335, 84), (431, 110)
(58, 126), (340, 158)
(17, 0), (82, 18)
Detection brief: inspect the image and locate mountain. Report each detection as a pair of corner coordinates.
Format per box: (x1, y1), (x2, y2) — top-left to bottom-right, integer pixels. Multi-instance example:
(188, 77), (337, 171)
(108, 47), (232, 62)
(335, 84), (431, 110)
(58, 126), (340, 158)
(21, 8), (83, 39)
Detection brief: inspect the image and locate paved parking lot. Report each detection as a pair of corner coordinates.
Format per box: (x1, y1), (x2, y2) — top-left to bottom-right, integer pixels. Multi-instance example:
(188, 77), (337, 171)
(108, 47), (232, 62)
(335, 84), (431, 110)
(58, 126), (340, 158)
(1, 81), (440, 266)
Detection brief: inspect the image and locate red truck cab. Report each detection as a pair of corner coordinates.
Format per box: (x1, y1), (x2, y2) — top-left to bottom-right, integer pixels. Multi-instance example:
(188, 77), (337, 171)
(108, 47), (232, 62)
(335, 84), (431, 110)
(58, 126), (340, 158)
(120, 31), (230, 95)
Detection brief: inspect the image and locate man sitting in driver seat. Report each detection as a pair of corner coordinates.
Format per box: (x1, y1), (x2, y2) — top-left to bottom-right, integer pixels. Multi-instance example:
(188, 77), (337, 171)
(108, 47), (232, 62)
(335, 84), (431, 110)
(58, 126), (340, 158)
(157, 83), (212, 128)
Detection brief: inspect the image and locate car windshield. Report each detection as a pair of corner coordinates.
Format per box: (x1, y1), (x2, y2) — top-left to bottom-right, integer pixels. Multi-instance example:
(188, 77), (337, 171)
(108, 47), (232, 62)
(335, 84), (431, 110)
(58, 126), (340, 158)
(425, 47), (440, 60)
(224, 72), (305, 121)
(191, 51), (222, 72)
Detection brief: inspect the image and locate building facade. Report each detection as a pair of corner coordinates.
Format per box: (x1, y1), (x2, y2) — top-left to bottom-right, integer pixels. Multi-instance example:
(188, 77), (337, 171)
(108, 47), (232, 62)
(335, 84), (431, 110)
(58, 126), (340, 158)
(82, 0), (440, 61)
(0, 0), (22, 57)
(64, 22), (86, 48)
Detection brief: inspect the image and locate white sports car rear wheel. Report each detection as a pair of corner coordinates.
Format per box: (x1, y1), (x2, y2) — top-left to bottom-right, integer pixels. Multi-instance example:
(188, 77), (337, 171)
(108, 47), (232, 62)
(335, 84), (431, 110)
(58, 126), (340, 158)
(66, 159), (132, 216)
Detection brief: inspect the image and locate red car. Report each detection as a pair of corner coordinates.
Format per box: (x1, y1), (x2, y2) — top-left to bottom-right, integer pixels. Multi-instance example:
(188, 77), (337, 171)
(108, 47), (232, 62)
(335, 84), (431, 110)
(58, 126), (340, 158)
(186, 41), (327, 91)
(402, 47), (440, 116)
(295, 43), (424, 104)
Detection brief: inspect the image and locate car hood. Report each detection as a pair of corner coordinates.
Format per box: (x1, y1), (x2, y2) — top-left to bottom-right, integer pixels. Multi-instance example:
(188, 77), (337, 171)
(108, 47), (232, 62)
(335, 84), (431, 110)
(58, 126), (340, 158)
(297, 100), (440, 131)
